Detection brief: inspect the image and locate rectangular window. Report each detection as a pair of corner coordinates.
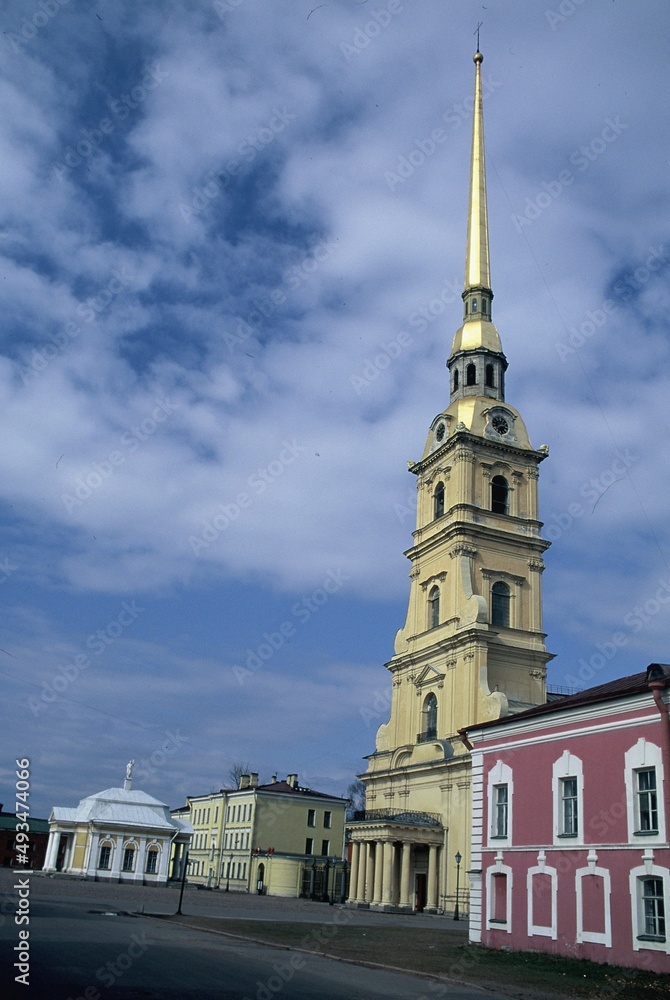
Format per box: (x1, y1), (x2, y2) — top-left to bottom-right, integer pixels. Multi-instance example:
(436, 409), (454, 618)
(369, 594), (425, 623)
(307, 809), (316, 827)
(637, 769), (658, 833)
(305, 838), (313, 855)
(640, 878), (666, 940)
(98, 845), (111, 870)
(321, 840), (330, 856)
(145, 850), (158, 874)
(561, 777), (579, 836)
(493, 785), (508, 838)
(122, 847), (135, 872)
(324, 811), (332, 829)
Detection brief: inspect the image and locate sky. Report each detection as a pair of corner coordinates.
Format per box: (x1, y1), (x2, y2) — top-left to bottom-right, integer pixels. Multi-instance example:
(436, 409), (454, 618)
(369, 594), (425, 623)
(1, 0), (669, 818)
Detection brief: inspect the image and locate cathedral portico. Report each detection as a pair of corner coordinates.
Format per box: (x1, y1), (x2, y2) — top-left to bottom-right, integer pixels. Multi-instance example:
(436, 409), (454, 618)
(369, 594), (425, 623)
(348, 810), (444, 912)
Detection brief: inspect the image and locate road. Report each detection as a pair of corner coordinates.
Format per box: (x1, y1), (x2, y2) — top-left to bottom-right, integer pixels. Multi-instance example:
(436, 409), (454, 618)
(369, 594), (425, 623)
(0, 877), (511, 1000)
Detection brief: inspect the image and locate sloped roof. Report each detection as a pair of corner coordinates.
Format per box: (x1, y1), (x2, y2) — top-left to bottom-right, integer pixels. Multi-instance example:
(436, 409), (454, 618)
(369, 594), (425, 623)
(462, 664), (670, 736)
(50, 786), (193, 833)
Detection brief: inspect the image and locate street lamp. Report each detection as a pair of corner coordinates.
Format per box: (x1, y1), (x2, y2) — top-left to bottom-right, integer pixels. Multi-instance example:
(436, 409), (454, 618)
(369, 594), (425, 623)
(454, 851), (462, 921)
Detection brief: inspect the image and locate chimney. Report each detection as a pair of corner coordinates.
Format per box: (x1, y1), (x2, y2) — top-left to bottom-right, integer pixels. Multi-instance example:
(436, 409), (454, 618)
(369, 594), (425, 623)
(287, 773), (298, 789)
(238, 774), (250, 789)
(249, 773), (259, 787)
(271, 774), (277, 783)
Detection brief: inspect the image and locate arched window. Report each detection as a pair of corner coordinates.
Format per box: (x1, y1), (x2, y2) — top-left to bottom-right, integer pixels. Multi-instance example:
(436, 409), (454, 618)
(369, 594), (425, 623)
(422, 693), (438, 740)
(472, 298), (478, 312)
(482, 298), (487, 314)
(464, 301), (468, 315)
(428, 586), (440, 629)
(485, 363), (494, 388)
(453, 369), (459, 391)
(466, 363), (477, 386)
(433, 482), (445, 519)
(491, 582), (510, 627)
(145, 848), (159, 874)
(491, 475), (509, 514)
(98, 841), (112, 870)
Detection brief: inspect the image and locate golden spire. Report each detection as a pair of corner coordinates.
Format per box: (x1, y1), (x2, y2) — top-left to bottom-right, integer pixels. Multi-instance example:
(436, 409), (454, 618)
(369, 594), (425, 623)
(464, 49), (491, 295)
(447, 46), (507, 402)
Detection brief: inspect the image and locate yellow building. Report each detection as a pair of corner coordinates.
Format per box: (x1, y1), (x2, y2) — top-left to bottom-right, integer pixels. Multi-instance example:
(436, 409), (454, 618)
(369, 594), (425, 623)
(347, 49), (552, 914)
(178, 773), (347, 898)
(44, 762), (192, 884)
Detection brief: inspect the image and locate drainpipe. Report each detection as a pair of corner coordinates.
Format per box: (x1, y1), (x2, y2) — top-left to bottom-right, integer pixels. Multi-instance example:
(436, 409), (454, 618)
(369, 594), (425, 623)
(648, 675), (670, 837)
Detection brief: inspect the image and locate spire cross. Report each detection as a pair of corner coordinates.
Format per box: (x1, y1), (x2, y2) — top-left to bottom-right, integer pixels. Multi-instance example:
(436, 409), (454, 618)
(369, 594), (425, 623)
(474, 21), (483, 53)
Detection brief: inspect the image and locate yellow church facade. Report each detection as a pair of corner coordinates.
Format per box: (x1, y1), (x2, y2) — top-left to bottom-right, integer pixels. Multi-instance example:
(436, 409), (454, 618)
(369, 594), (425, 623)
(347, 50), (552, 914)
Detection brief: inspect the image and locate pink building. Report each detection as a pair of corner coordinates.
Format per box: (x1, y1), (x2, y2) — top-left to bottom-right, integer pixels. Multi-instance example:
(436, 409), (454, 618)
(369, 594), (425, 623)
(462, 664), (670, 973)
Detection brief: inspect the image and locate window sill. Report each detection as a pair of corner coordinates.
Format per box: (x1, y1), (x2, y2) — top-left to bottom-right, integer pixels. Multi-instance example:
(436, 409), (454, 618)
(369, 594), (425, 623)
(490, 835), (508, 841)
(637, 934), (666, 943)
(557, 833), (578, 839)
(633, 830), (660, 837)
(489, 919), (507, 925)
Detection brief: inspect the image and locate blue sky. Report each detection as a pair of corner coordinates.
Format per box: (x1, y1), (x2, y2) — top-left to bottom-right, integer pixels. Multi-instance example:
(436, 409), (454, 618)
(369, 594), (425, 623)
(1, 0), (669, 816)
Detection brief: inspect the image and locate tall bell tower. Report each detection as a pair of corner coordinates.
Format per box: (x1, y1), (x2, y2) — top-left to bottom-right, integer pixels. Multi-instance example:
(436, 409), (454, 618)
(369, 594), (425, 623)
(347, 49), (552, 914)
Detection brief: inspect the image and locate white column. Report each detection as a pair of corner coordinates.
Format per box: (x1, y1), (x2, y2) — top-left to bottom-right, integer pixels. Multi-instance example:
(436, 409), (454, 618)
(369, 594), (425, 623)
(382, 841), (394, 906)
(427, 844), (439, 911)
(372, 841), (384, 905)
(365, 842), (375, 903)
(86, 830), (100, 876)
(348, 842), (360, 903)
(400, 841), (412, 909)
(136, 837), (148, 882)
(356, 841), (367, 902)
(110, 836), (123, 879)
(158, 838), (171, 882)
(44, 830), (60, 871)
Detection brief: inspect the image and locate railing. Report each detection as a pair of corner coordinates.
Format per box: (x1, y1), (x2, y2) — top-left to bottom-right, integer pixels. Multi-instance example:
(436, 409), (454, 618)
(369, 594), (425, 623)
(350, 808), (442, 828)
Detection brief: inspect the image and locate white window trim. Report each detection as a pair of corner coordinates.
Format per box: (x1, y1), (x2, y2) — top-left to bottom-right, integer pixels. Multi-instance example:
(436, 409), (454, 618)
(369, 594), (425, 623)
(485, 854), (512, 933)
(575, 859), (612, 947)
(624, 739), (666, 844)
(527, 852), (557, 940)
(629, 862), (669, 953)
(552, 750), (584, 846)
(487, 760), (513, 847)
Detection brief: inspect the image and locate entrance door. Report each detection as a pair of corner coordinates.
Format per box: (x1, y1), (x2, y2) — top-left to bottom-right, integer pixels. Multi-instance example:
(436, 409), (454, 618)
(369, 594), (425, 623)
(415, 873), (427, 912)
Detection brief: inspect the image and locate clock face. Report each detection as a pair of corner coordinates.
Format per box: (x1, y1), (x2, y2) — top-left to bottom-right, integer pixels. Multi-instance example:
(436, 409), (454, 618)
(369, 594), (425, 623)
(492, 415), (509, 436)
(435, 423), (446, 442)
